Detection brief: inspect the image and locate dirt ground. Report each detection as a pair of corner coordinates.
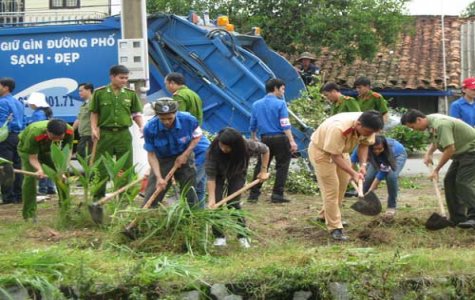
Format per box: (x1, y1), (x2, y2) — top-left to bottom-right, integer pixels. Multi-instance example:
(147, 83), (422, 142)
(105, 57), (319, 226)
(1, 176), (475, 250)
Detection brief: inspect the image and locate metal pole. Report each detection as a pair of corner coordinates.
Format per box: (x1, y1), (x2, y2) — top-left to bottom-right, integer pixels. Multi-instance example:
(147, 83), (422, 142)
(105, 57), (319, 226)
(441, 13), (449, 113)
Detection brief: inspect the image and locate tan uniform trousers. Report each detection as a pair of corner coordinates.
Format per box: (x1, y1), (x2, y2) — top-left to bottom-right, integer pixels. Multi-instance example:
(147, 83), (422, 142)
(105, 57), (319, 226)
(308, 145), (350, 231)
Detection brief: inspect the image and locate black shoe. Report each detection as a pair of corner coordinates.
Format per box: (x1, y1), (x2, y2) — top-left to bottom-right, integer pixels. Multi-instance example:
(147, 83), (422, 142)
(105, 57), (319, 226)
(47, 189), (56, 195)
(247, 196), (258, 203)
(344, 191), (358, 198)
(271, 197), (290, 203)
(457, 219), (475, 229)
(330, 229), (349, 241)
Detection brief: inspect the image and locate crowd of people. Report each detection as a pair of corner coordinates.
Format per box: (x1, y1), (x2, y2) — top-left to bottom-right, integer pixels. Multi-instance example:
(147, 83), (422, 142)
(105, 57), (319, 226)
(2, 63), (475, 245)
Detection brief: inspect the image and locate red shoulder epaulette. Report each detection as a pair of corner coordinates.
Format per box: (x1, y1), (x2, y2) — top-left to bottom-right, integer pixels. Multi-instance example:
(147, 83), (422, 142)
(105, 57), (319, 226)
(372, 92), (383, 98)
(34, 133), (49, 142)
(342, 127), (354, 136)
(66, 129), (73, 135)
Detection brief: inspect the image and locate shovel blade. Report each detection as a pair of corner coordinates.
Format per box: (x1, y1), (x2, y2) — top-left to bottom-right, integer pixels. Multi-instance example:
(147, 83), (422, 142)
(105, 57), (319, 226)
(88, 204), (104, 225)
(350, 191), (382, 216)
(121, 227), (139, 240)
(425, 213), (453, 230)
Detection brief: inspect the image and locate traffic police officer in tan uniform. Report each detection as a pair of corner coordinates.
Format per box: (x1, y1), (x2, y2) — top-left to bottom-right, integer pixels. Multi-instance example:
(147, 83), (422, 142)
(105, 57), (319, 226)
(90, 65), (144, 200)
(18, 119), (74, 221)
(308, 111), (384, 240)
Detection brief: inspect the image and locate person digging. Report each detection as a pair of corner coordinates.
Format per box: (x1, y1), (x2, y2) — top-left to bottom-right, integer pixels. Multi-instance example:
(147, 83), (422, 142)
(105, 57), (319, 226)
(401, 109), (475, 228)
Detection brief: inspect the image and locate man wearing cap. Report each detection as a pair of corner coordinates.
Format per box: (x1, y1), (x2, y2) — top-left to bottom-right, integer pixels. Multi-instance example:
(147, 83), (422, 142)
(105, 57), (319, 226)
(401, 109), (475, 229)
(248, 78), (298, 203)
(308, 111), (384, 241)
(18, 119), (74, 221)
(354, 76), (389, 123)
(295, 52), (320, 86)
(143, 98), (201, 206)
(90, 65), (144, 200)
(450, 77), (475, 127)
(164, 72), (203, 124)
(321, 82), (361, 115)
(0, 77), (25, 204)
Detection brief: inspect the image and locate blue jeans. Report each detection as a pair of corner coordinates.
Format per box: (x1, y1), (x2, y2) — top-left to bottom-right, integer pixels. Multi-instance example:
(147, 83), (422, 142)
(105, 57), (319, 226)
(195, 164), (206, 208)
(363, 152), (407, 209)
(39, 178), (55, 193)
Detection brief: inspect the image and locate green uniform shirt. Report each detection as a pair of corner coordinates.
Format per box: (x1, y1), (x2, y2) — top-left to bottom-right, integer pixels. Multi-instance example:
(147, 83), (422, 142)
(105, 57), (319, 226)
(18, 120), (74, 155)
(331, 95), (361, 115)
(89, 85), (143, 128)
(173, 85), (203, 124)
(78, 100), (91, 136)
(427, 114), (475, 157)
(357, 90), (388, 114)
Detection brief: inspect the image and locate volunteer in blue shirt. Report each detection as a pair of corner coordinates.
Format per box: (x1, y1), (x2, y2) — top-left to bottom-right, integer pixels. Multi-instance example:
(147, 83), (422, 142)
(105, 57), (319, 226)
(248, 78), (298, 203)
(0, 77), (25, 204)
(351, 135), (407, 219)
(450, 77), (475, 127)
(194, 135), (210, 207)
(143, 98), (201, 207)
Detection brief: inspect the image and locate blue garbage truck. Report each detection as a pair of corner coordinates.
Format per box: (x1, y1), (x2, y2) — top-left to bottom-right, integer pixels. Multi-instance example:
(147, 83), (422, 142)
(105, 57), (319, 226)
(0, 13), (312, 156)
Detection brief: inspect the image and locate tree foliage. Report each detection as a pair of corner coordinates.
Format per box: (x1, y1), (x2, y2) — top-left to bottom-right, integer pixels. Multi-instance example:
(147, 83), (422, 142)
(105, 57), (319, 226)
(462, 1), (475, 17)
(147, 0), (410, 62)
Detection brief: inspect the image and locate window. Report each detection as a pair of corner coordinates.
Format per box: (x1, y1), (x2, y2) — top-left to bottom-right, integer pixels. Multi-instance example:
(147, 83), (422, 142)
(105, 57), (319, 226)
(50, 0), (80, 9)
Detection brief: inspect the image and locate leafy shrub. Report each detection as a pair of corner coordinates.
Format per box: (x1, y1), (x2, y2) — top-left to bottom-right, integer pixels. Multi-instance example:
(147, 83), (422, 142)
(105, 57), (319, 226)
(386, 124), (429, 153)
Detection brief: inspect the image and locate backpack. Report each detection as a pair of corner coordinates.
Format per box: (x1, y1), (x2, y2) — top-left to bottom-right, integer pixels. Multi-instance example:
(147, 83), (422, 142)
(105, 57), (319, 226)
(0, 115), (12, 142)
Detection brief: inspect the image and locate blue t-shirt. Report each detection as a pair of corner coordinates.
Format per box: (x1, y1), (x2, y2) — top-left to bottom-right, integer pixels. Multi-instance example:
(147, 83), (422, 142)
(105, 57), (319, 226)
(449, 97), (475, 127)
(194, 135), (210, 167)
(250, 94), (291, 136)
(143, 111), (202, 158)
(28, 109), (48, 124)
(351, 138), (406, 181)
(0, 93), (25, 133)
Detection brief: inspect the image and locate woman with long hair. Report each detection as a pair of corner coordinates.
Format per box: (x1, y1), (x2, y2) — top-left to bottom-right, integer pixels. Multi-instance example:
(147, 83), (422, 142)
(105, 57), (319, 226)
(351, 135), (407, 219)
(206, 127), (270, 248)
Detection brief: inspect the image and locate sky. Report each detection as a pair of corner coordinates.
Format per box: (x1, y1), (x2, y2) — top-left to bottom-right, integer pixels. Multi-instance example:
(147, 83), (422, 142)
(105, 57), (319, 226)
(407, 0), (473, 15)
(110, 0), (474, 16)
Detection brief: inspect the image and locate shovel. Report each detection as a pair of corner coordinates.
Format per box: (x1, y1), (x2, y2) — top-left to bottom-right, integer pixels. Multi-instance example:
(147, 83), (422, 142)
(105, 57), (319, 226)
(122, 165), (178, 240)
(211, 179), (261, 209)
(350, 179), (382, 216)
(88, 176), (145, 224)
(0, 164), (48, 186)
(425, 165), (454, 230)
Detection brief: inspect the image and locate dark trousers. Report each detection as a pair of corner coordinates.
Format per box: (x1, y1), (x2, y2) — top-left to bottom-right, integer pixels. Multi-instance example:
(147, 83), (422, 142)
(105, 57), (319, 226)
(143, 155), (198, 208)
(250, 134), (291, 198)
(212, 173), (246, 238)
(444, 152), (475, 224)
(0, 133), (22, 203)
(77, 135), (93, 159)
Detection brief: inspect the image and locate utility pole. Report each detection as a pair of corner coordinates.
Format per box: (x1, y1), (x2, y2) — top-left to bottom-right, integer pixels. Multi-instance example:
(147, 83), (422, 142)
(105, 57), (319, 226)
(120, 0), (149, 103)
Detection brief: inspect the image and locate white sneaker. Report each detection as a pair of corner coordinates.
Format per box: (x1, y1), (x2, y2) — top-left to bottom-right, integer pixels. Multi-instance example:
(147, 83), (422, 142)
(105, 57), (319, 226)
(238, 238), (251, 249)
(213, 238), (227, 247)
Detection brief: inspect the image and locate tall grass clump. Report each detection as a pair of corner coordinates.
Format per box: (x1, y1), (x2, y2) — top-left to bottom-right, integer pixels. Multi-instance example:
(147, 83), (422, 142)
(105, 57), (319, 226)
(113, 186), (250, 255)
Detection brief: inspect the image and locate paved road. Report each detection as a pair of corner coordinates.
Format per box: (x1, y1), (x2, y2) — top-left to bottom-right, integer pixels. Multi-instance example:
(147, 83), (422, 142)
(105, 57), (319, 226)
(399, 151), (449, 177)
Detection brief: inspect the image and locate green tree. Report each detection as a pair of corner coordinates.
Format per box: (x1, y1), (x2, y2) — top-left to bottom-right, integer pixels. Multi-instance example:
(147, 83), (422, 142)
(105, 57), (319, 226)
(462, 1), (475, 17)
(147, 0), (410, 63)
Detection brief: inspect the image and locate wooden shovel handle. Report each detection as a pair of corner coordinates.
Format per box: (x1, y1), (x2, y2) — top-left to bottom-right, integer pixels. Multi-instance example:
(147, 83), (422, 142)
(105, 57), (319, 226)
(428, 164), (447, 217)
(14, 169), (40, 177)
(124, 165), (179, 232)
(212, 179), (261, 209)
(96, 176), (144, 206)
(349, 180), (364, 198)
(89, 140), (98, 166)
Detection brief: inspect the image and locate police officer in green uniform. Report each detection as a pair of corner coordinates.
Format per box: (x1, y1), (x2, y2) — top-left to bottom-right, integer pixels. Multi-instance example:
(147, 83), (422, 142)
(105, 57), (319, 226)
(72, 83), (93, 159)
(90, 65), (144, 199)
(401, 109), (475, 228)
(354, 76), (389, 123)
(18, 119), (73, 221)
(164, 72), (203, 124)
(321, 82), (361, 115)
